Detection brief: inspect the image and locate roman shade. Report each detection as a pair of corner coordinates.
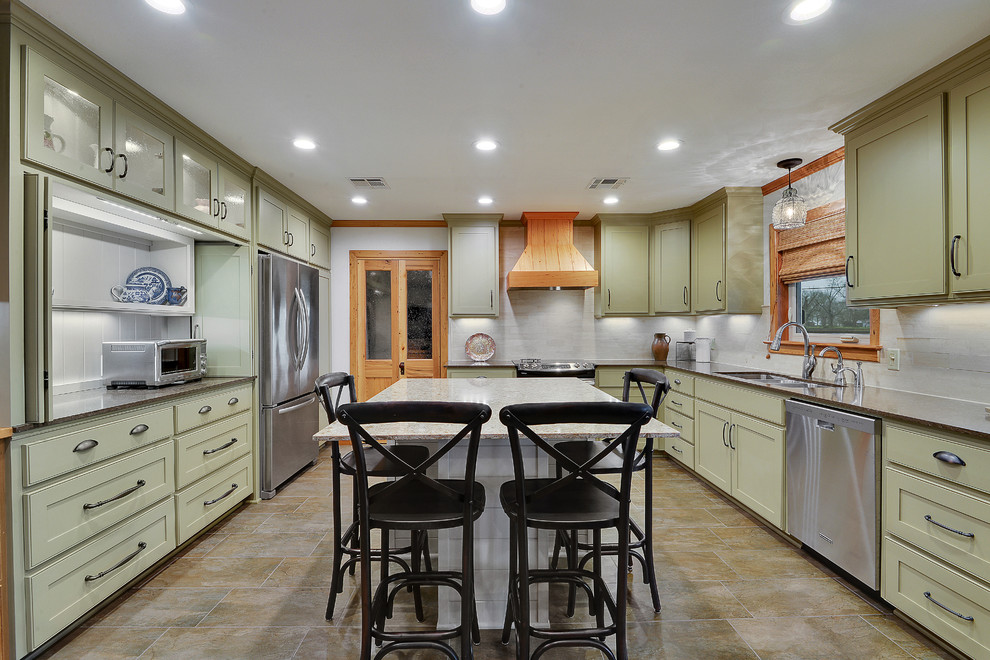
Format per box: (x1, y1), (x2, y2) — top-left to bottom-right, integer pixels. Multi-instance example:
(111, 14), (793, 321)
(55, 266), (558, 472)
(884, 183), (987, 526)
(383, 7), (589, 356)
(774, 200), (846, 284)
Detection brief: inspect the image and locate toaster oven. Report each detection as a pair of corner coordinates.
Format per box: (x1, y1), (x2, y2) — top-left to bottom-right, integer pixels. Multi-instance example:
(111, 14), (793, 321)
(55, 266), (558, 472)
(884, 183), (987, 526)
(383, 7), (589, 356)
(103, 339), (207, 388)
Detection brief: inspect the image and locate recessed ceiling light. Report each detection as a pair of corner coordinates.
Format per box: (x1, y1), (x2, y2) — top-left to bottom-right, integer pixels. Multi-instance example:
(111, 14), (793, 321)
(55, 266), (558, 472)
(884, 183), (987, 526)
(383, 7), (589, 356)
(293, 137), (316, 150)
(786, 0), (832, 23)
(603, 196), (619, 205)
(145, 0), (186, 15)
(474, 139), (498, 151)
(471, 0), (506, 16)
(657, 139), (682, 151)
(478, 196), (493, 205)
(352, 196), (368, 205)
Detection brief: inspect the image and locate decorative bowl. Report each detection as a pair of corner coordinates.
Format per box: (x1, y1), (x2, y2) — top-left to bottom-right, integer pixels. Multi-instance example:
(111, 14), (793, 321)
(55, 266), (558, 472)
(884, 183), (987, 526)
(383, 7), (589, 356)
(465, 333), (495, 362)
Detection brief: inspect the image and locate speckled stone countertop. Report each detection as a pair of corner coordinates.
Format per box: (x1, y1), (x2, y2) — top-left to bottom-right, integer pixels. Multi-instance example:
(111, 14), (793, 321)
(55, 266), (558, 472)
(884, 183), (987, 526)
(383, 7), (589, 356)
(607, 359), (990, 442)
(445, 360), (516, 368)
(315, 377), (676, 442)
(13, 376), (256, 434)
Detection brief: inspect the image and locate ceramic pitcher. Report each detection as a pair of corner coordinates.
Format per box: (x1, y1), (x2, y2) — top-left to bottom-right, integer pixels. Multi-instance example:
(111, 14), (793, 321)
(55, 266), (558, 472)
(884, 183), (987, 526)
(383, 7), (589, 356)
(651, 332), (671, 361)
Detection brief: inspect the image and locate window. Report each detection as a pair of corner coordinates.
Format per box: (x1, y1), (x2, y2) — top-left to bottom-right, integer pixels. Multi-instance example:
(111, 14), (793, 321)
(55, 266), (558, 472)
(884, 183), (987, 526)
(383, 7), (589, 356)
(768, 199), (881, 362)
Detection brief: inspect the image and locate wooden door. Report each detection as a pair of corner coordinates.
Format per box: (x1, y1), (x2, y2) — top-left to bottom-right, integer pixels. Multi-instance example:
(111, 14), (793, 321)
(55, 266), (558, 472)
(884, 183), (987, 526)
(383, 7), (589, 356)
(351, 251), (448, 401)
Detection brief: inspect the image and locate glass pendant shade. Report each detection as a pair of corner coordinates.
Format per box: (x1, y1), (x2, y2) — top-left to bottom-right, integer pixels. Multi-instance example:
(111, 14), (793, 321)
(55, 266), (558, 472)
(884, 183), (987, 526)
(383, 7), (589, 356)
(772, 185), (808, 229)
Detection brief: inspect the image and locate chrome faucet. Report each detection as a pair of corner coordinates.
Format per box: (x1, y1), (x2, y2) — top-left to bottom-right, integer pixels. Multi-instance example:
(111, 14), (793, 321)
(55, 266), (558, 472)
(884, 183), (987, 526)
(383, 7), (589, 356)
(837, 361), (865, 392)
(770, 321), (816, 379)
(818, 346), (846, 385)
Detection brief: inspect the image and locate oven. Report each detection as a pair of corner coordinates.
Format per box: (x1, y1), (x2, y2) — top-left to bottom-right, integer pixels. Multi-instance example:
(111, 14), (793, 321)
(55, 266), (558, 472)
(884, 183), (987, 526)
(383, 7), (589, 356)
(513, 358), (596, 383)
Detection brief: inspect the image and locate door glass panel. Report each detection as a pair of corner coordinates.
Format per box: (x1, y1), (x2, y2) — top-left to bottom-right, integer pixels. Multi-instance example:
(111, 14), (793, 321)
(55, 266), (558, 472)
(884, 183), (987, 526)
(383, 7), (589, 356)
(406, 270), (433, 360)
(122, 120), (166, 199)
(366, 270), (392, 360)
(221, 178), (248, 231)
(42, 75), (101, 169)
(180, 151), (213, 215)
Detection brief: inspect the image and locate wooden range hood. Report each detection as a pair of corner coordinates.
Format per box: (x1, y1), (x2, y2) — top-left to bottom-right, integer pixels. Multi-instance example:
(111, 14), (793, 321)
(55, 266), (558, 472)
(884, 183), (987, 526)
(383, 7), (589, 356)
(506, 212), (599, 290)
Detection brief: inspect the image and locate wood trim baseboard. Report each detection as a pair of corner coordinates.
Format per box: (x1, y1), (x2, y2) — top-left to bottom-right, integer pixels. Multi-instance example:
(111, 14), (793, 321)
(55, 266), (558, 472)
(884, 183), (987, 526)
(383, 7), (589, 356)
(762, 148), (845, 195)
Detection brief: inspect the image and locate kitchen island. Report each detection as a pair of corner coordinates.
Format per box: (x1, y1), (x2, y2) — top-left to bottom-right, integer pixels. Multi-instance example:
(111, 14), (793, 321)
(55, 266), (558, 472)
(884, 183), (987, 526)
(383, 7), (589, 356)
(314, 376), (677, 628)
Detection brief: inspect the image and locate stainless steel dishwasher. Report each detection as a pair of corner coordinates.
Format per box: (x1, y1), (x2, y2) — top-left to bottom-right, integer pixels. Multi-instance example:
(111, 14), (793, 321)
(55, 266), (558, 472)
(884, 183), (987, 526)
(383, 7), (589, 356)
(785, 400), (881, 590)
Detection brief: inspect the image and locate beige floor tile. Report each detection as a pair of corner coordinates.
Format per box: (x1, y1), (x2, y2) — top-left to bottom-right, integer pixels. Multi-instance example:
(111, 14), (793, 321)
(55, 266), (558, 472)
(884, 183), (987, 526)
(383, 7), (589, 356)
(652, 508), (725, 527)
(253, 510), (335, 535)
(205, 532), (326, 558)
(711, 525), (792, 550)
(142, 626), (308, 659)
(263, 556), (337, 588)
(723, 578), (883, 617)
(176, 531), (229, 558)
(860, 615), (960, 660)
(276, 479), (334, 498)
(89, 588), (230, 627)
(624, 619), (759, 659)
(208, 510), (273, 534)
(730, 615), (916, 659)
(705, 505), (760, 527)
(654, 527), (732, 552)
(628, 580), (752, 622)
(196, 587), (335, 628)
(238, 495), (308, 514)
(292, 496), (339, 515)
(143, 556), (282, 588)
(38, 626), (166, 659)
(715, 548), (831, 579)
(652, 551), (739, 581)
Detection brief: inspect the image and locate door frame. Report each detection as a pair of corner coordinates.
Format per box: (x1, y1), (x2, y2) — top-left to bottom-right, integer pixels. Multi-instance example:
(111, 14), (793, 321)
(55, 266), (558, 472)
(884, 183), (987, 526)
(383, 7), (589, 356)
(349, 250), (448, 400)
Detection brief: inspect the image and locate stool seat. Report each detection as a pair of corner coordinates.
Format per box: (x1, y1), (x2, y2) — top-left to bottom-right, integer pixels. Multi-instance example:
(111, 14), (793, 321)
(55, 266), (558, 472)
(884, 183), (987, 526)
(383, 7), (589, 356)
(369, 479), (486, 530)
(552, 439), (647, 474)
(340, 444), (430, 477)
(499, 479), (620, 529)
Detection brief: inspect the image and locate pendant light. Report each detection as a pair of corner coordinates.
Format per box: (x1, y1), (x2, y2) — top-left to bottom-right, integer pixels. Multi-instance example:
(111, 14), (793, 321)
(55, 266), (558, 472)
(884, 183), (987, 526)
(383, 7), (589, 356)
(771, 158), (807, 230)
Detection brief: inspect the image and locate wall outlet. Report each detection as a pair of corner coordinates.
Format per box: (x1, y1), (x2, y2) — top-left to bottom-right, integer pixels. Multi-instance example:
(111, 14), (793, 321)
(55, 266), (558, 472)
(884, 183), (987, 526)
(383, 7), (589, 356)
(887, 348), (901, 371)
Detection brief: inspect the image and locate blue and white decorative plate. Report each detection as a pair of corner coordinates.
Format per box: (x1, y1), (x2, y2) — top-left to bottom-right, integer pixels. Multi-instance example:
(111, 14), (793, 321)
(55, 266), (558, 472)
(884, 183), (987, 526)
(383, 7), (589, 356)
(123, 267), (172, 305)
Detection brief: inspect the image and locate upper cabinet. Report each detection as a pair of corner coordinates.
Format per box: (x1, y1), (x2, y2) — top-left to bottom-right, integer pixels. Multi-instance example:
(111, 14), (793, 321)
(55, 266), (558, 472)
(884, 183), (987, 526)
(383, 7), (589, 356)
(833, 38), (990, 306)
(652, 219), (691, 314)
(257, 189), (314, 262)
(692, 188), (763, 314)
(446, 215), (500, 317)
(286, 206), (311, 262)
(23, 48), (174, 212)
(596, 220), (650, 316)
(692, 204), (725, 313)
(174, 140), (252, 241)
(308, 221), (331, 270)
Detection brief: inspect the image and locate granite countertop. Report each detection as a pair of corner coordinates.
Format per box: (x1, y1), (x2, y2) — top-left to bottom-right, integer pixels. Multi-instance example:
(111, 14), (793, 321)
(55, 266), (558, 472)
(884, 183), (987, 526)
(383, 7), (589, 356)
(13, 376), (256, 434)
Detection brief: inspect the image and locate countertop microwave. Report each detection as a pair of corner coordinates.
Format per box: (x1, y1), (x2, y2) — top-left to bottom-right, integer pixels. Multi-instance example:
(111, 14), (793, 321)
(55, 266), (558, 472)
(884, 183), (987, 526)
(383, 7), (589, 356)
(102, 338), (207, 388)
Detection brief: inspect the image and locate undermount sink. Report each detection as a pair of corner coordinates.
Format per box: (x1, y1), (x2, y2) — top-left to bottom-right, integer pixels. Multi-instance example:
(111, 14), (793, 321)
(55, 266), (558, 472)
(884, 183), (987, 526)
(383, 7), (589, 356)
(714, 370), (843, 389)
(714, 371), (784, 381)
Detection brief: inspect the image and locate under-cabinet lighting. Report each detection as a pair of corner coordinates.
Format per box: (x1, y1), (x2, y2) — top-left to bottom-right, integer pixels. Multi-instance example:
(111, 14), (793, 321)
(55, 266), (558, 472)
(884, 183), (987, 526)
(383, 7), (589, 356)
(98, 197), (203, 235)
(145, 0), (186, 15)
(292, 137), (317, 150)
(352, 196), (368, 205)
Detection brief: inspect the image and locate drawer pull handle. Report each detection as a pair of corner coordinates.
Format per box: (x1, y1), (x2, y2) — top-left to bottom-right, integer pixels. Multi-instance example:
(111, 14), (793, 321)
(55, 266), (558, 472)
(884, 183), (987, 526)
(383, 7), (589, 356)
(227, 397), (239, 406)
(671, 400), (683, 406)
(129, 424), (149, 435)
(199, 405), (213, 414)
(933, 451), (965, 466)
(674, 379), (681, 385)
(923, 591), (974, 622)
(924, 514), (974, 538)
(73, 439), (99, 453)
(84, 542), (147, 582)
(203, 438), (238, 455)
(670, 445), (682, 454)
(670, 421), (683, 429)
(83, 480), (146, 510)
(204, 483), (238, 506)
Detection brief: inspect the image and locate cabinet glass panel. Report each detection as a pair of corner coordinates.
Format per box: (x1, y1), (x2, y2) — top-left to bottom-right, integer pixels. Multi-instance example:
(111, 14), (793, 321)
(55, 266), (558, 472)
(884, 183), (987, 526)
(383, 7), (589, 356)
(366, 271), (392, 360)
(42, 75), (102, 171)
(406, 270), (433, 360)
(120, 118), (167, 200)
(220, 176), (249, 236)
(180, 152), (213, 217)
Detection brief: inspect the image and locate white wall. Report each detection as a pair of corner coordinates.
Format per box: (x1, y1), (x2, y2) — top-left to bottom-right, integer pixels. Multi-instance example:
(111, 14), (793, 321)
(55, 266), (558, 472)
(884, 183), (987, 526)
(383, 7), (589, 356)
(328, 226), (448, 373)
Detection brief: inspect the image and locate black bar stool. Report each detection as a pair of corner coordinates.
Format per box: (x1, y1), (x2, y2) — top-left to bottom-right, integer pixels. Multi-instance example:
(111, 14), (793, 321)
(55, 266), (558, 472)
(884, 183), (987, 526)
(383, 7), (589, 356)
(315, 373), (432, 621)
(551, 368), (669, 613)
(337, 400), (491, 660)
(498, 400), (654, 660)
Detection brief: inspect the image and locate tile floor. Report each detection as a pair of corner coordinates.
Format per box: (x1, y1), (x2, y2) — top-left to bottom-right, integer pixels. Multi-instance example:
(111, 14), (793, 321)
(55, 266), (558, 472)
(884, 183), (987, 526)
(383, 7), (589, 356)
(39, 451), (956, 659)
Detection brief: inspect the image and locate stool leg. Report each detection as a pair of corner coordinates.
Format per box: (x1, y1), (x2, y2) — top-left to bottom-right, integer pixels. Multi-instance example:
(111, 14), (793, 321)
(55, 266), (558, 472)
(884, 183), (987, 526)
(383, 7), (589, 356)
(349, 495), (359, 575)
(594, 529), (605, 640)
(411, 531), (425, 623)
(461, 513), (474, 659)
(517, 525), (530, 660)
(642, 449), (661, 612)
(358, 515), (374, 660)
(326, 458), (346, 620)
(617, 519), (630, 660)
(501, 523), (516, 646)
(567, 529), (578, 617)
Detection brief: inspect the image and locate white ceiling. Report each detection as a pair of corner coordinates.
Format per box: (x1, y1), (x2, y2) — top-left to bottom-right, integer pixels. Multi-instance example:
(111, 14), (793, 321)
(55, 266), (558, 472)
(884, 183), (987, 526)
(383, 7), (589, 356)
(20, 0), (990, 221)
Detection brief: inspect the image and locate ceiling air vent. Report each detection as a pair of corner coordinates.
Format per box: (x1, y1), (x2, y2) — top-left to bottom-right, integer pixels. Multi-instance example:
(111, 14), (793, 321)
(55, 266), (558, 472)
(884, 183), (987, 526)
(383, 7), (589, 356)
(349, 177), (390, 189)
(587, 177), (629, 190)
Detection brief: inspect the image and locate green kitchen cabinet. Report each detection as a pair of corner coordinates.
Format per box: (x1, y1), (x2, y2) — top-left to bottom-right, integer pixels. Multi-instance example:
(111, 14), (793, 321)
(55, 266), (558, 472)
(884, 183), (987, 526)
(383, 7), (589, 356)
(844, 95), (947, 303)
(651, 219), (691, 314)
(692, 204), (725, 313)
(286, 206), (311, 262)
(193, 244), (253, 377)
(596, 221), (650, 316)
(174, 140), (252, 241)
(309, 221), (332, 269)
(949, 69), (990, 294)
(446, 215), (500, 317)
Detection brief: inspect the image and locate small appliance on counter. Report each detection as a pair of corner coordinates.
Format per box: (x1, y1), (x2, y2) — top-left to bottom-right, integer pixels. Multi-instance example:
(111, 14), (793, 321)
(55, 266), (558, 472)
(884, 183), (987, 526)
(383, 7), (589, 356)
(102, 338), (207, 388)
(695, 337), (713, 362)
(674, 341), (695, 361)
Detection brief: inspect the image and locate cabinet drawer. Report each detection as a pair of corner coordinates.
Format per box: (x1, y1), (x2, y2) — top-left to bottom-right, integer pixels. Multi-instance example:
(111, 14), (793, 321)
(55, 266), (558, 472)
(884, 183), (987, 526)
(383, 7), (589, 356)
(22, 407), (173, 487)
(666, 370), (694, 396)
(174, 384), (252, 434)
(175, 454), (252, 544)
(666, 436), (695, 470)
(664, 393), (694, 419)
(885, 466), (990, 582)
(25, 443), (174, 569)
(695, 379), (784, 425)
(175, 412), (252, 489)
(27, 499), (174, 649)
(596, 366), (631, 389)
(883, 536), (990, 660)
(665, 409), (694, 445)
(885, 422), (990, 495)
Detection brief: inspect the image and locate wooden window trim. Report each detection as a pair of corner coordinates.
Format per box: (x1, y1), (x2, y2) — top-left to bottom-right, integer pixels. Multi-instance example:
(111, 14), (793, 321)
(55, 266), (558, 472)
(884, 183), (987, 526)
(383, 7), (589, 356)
(767, 200), (882, 363)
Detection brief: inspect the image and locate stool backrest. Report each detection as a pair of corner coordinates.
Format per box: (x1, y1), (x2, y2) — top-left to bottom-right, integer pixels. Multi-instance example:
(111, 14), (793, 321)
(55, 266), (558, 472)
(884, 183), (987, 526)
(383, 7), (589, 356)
(499, 401), (653, 522)
(622, 368), (670, 416)
(315, 372), (357, 423)
(336, 401), (492, 516)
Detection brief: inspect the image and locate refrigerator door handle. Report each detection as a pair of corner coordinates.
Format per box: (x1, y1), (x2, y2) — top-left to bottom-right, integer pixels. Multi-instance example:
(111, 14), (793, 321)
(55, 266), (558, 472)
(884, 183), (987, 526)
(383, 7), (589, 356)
(277, 392), (318, 415)
(296, 287), (310, 369)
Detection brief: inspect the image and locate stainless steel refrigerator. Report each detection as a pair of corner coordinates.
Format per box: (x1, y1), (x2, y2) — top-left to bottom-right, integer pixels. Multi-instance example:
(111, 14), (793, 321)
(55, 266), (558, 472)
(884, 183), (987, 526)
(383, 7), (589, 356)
(259, 252), (320, 499)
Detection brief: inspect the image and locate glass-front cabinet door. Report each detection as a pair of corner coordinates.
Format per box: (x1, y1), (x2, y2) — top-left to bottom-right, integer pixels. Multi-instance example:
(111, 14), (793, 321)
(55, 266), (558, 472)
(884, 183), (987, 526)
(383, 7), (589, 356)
(217, 166), (252, 241)
(174, 139), (219, 227)
(113, 104), (174, 210)
(23, 47), (114, 188)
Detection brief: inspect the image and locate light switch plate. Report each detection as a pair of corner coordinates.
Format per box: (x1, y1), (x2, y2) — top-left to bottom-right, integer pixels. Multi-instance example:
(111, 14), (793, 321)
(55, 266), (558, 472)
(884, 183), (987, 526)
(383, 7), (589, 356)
(887, 348), (901, 371)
